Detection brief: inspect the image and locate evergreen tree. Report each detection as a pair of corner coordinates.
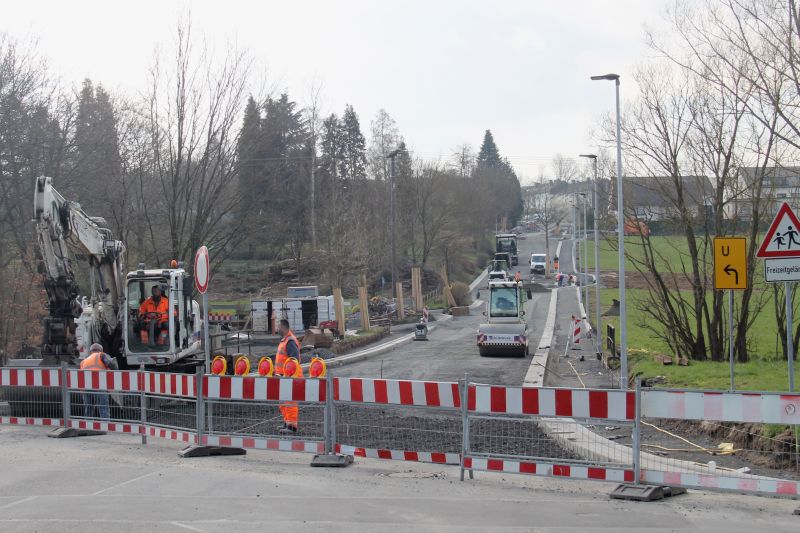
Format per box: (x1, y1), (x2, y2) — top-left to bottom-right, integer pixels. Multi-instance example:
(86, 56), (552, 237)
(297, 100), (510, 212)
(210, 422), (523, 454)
(477, 129), (501, 168)
(73, 79), (122, 214)
(340, 104), (366, 180)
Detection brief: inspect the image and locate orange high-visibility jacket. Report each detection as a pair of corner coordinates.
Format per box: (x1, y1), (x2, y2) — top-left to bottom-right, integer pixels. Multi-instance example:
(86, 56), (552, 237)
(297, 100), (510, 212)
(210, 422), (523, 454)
(80, 351), (109, 371)
(139, 297), (169, 324)
(275, 331), (302, 377)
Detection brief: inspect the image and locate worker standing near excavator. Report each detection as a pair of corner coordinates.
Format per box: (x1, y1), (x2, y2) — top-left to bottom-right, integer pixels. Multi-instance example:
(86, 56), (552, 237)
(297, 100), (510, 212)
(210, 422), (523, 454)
(275, 319), (303, 433)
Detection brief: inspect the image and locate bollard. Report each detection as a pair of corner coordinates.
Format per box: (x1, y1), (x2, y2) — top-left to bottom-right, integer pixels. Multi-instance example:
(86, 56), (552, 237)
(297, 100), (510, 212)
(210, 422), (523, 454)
(139, 364), (147, 445)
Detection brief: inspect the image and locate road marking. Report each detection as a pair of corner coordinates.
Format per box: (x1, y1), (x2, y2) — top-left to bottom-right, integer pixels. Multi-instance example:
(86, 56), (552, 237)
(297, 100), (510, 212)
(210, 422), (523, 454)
(172, 521), (208, 532)
(91, 470), (162, 495)
(0, 496), (36, 510)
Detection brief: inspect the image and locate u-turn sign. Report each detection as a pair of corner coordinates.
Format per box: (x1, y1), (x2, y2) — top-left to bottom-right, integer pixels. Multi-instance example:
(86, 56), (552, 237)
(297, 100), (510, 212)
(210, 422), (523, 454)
(713, 237), (748, 290)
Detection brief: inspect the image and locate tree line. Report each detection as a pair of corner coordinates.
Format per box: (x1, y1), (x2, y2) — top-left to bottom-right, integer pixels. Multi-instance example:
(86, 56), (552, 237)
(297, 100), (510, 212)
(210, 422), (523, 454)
(0, 24), (523, 358)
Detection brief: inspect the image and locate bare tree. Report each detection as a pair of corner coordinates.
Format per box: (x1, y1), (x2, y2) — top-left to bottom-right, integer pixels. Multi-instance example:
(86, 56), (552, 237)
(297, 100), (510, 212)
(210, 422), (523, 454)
(141, 21), (253, 268)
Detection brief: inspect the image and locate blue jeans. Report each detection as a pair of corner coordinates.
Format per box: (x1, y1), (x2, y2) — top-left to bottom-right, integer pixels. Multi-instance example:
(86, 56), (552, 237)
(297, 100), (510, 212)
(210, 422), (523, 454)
(83, 392), (110, 419)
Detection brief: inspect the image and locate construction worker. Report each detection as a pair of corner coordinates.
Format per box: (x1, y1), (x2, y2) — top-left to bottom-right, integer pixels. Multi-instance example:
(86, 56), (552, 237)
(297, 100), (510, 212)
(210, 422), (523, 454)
(79, 343), (117, 419)
(139, 285), (169, 346)
(275, 319), (302, 433)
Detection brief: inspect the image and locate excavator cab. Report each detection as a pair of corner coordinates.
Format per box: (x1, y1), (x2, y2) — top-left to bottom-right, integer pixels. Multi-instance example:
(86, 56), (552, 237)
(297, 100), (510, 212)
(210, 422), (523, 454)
(124, 266), (201, 367)
(128, 279), (171, 351)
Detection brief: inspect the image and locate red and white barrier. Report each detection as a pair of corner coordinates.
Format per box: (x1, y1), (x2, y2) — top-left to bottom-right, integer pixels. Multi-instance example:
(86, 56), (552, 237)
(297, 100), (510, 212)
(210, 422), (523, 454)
(67, 370), (141, 392)
(68, 419), (143, 435)
(0, 368), (61, 387)
(334, 377), (461, 408)
(142, 372), (195, 398)
(468, 385), (635, 421)
(203, 434), (324, 454)
(336, 444), (460, 465)
(204, 375), (326, 402)
(641, 469), (799, 496)
(642, 389), (800, 425)
(464, 456), (635, 483)
(0, 416), (62, 426)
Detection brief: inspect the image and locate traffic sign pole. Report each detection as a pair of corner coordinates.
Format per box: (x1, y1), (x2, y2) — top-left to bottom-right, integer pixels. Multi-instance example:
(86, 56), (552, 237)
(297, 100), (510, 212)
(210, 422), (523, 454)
(203, 292), (210, 371)
(729, 290), (734, 391)
(787, 282), (795, 392)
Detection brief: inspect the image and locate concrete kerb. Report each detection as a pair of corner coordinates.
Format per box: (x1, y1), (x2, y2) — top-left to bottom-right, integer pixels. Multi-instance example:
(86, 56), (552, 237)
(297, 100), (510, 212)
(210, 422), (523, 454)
(323, 314), (453, 370)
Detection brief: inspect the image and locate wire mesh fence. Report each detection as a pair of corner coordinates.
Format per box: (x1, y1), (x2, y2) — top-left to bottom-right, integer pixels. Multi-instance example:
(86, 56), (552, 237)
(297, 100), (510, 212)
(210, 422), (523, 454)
(68, 390), (142, 423)
(0, 384), (63, 421)
(639, 416), (800, 482)
(143, 394), (197, 432)
(468, 415), (634, 468)
(204, 399), (325, 443)
(334, 403), (462, 459)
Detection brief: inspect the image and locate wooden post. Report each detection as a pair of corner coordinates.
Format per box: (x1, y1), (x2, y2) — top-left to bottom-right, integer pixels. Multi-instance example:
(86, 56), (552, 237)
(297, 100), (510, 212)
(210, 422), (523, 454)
(440, 265), (457, 308)
(333, 288), (346, 337)
(358, 274), (370, 331)
(411, 267), (422, 312)
(396, 282), (405, 320)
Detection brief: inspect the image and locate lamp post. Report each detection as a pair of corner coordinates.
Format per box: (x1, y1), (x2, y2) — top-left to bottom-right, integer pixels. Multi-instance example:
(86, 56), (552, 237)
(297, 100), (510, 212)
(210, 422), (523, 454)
(591, 73), (627, 389)
(580, 154), (601, 359)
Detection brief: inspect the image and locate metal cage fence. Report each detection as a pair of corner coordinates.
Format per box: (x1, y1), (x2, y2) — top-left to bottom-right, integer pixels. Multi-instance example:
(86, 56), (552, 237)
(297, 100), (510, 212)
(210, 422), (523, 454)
(204, 399), (325, 443)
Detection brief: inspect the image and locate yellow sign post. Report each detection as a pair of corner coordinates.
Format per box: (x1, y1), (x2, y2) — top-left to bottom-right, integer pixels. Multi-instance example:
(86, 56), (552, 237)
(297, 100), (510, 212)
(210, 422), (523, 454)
(713, 237), (748, 391)
(713, 237), (748, 290)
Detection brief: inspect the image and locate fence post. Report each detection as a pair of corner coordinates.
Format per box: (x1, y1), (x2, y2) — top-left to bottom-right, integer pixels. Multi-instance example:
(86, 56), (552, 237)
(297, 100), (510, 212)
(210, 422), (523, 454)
(323, 372), (333, 454)
(633, 376), (642, 484)
(195, 365), (205, 446)
(460, 373), (472, 481)
(60, 362), (70, 428)
(139, 364), (147, 445)
(329, 373), (337, 453)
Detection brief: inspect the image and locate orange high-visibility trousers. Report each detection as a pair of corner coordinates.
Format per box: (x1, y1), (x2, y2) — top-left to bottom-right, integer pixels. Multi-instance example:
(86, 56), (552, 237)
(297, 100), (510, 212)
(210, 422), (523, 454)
(279, 356), (302, 428)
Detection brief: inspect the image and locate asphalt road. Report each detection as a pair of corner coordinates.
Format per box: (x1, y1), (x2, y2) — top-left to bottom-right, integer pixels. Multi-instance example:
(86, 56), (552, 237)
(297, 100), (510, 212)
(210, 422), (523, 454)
(335, 232), (558, 385)
(1, 424), (797, 533)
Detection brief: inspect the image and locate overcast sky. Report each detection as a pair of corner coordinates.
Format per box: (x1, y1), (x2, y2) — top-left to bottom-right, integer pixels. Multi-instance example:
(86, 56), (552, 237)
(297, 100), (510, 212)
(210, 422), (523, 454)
(2, 0), (668, 184)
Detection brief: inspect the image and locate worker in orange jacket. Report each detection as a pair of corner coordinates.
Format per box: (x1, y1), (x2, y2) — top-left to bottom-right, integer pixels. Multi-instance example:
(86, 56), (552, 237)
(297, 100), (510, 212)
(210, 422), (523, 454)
(139, 285), (170, 346)
(79, 343), (118, 419)
(275, 319), (303, 433)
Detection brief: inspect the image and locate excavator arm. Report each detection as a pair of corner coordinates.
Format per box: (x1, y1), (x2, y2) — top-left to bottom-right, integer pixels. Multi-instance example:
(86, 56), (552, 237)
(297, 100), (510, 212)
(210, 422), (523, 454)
(33, 176), (126, 363)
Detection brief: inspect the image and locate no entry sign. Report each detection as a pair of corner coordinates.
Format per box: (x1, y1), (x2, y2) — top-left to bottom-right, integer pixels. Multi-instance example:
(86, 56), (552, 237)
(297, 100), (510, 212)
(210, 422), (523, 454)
(194, 246), (210, 294)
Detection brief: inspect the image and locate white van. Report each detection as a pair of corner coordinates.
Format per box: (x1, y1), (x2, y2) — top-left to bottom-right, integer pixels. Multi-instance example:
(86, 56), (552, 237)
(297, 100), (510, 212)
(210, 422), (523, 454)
(530, 253), (546, 275)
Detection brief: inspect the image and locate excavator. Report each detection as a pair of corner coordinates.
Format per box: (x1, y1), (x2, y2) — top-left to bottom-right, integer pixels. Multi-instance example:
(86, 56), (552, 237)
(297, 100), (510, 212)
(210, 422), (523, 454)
(18, 176), (202, 370)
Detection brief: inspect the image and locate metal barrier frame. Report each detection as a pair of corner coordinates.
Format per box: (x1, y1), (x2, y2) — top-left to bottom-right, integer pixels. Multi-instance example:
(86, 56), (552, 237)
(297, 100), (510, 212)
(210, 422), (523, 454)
(2, 367), (800, 499)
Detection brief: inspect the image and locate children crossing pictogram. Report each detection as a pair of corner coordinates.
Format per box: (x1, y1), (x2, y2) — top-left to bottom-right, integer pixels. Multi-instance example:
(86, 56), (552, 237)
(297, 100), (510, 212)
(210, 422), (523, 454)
(757, 202), (800, 258)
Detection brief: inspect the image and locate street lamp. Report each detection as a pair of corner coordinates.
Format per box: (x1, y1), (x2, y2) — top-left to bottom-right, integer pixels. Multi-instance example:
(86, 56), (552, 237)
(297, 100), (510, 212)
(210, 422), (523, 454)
(591, 72), (628, 389)
(580, 154), (602, 360)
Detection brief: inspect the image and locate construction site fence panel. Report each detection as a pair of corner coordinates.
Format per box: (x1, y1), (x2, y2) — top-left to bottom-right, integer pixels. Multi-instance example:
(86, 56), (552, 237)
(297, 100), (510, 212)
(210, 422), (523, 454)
(332, 377), (464, 465)
(463, 383), (638, 484)
(202, 375), (327, 454)
(2, 367), (800, 499)
(639, 388), (800, 497)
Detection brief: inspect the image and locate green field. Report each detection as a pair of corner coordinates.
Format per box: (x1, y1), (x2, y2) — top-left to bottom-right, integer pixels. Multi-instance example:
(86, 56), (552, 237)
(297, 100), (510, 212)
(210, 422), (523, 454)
(583, 286), (799, 391)
(584, 235), (697, 272)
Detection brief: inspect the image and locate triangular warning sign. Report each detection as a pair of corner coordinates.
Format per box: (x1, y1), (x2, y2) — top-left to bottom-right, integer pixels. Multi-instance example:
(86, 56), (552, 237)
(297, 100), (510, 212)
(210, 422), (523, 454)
(757, 202), (800, 257)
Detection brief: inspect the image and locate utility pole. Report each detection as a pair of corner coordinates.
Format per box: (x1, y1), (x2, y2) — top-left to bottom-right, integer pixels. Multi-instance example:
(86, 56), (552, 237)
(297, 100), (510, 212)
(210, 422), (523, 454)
(387, 149), (403, 300)
(580, 154), (601, 358)
(310, 136), (317, 250)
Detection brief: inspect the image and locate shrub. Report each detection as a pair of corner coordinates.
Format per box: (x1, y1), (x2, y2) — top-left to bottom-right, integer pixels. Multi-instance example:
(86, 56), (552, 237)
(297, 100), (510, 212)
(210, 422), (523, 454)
(450, 282), (472, 306)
